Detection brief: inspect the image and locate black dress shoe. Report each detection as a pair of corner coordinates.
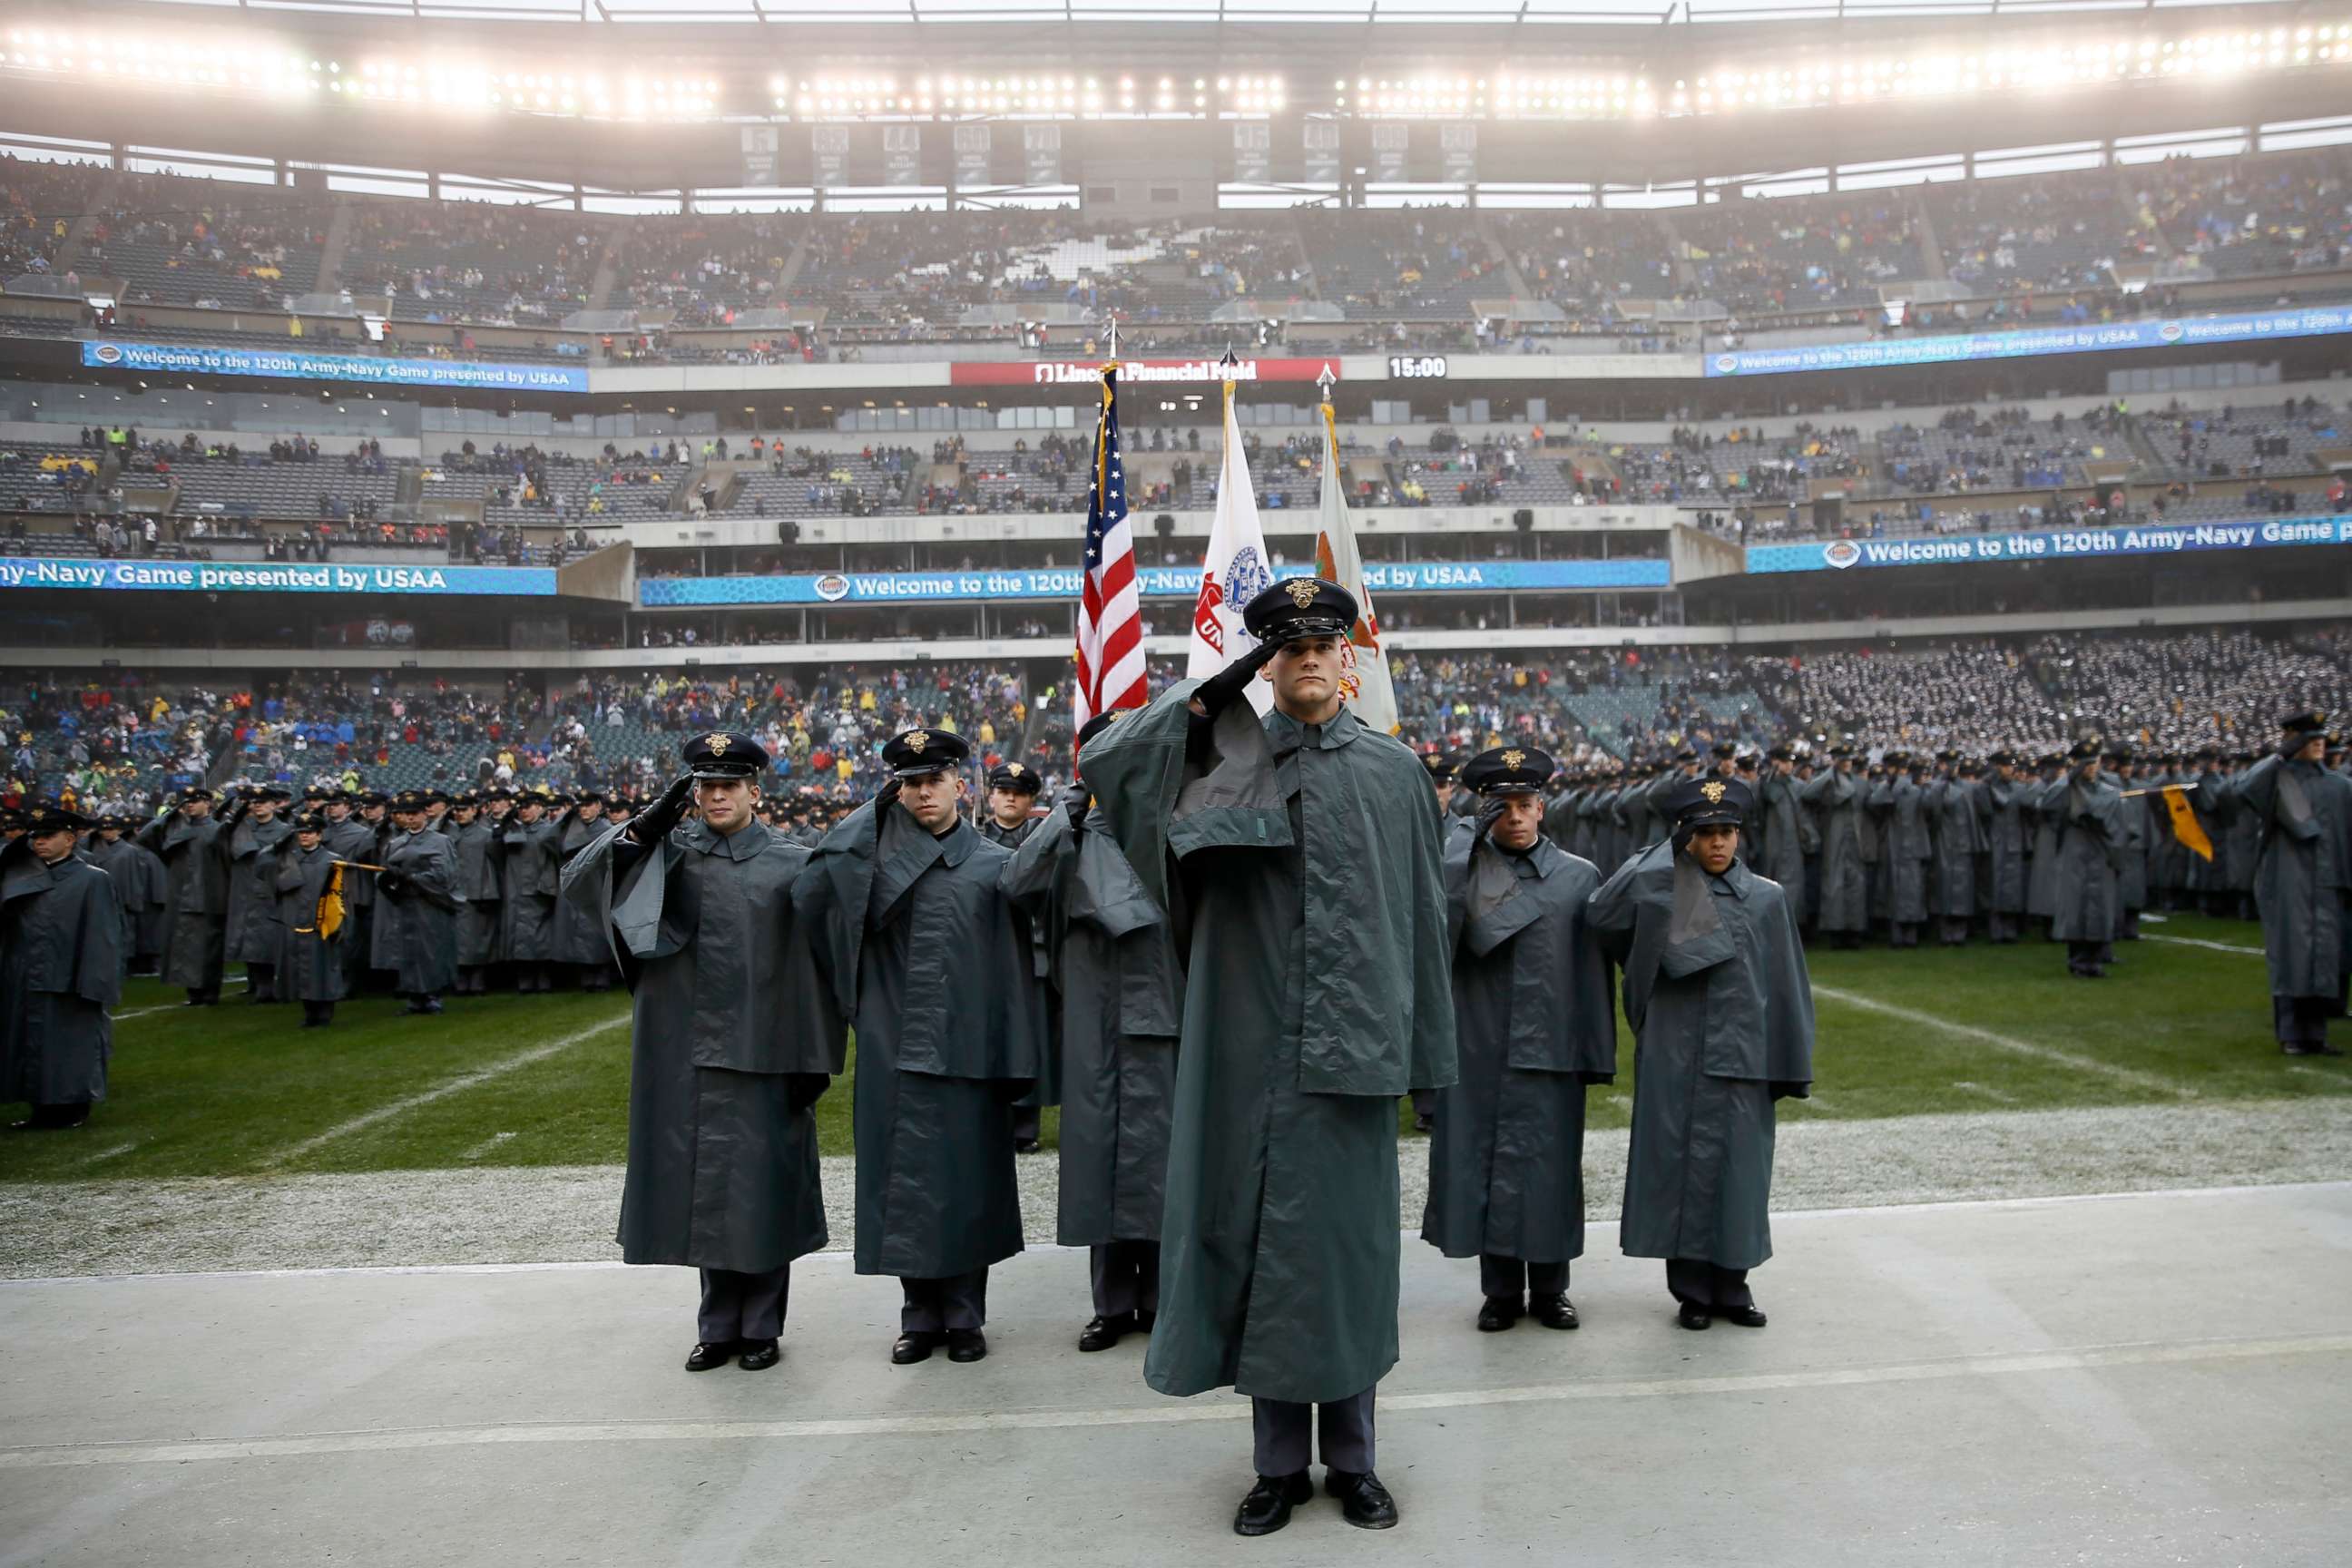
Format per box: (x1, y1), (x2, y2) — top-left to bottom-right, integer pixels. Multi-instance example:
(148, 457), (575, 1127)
(684, 1340), (736, 1372)
(946, 1328), (987, 1362)
(891, 1331), (940, 1365)
(1014, 1138), (1041, 1154)
(1532, 1293), (1580, 1330)
(1324, 1469), (1398, 1530)
(1078, 1313), (1132, 1352)
(1475, 1296), (1522, 1332)
(737, 1338), (780, 1370)
(1721, 1305), (1768, 1328)
(1677, 1302), (1712, 1330)
(1233, 1472), (1313, 1537)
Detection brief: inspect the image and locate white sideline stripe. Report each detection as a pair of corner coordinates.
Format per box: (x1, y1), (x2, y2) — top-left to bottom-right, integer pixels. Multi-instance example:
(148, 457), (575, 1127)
(77, 1142), (139, 1167)
(2145, 935), (2265, 956)
(109, 1006), (181, 1023)
(1809, 984), (2192, 1099)
(0, 1334), (2340, 1471)
(259, 1017), (628, 1168)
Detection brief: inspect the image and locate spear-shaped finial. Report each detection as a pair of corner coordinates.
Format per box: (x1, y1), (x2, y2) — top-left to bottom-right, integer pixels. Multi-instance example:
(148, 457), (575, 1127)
(1317, 363), (1336, 405)
(1104, 316), (1118, 362)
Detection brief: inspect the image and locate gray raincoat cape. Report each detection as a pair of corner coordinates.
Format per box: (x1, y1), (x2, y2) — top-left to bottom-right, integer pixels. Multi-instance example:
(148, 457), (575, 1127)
(1983, 779), (2029, 914)
(1924, 779), (1984, 919)
(551, 815), (609, 965)
(84, 837), (165, 960)
(793, 799), (1045, 1279)
(2234, 754), (2352, 1004)
(2039, 776), (2125, 943)
(1588, 842), (1813, 1273)
(1868, 776), (1932, 924)
(140, 812), (228, 990)
(999, 801), (1182, 1248)
(1422, 828), (1614, 1269)
(1, 844), (122, 1106)
(1083, 684), (1456, 1406)
(270, 842), (349, 1004)
(2025, 773), (2067, 918)
(496, 815), (562, 961)
(372, 828), (461, 994)
(1753, 772), (1808, 919)
(452, 818), (504, 965)
(564, 818), (842, 1273)
(223, 814), (292, 965)
(1798, 769), (1867, 933)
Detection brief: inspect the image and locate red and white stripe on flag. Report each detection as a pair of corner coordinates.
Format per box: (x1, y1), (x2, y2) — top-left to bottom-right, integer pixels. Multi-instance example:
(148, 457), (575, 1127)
(1074, 368), (1148, 729)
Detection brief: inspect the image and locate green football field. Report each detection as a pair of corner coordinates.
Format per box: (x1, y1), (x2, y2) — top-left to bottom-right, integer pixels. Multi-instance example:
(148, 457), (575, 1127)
(3, 910), (2346, 1184)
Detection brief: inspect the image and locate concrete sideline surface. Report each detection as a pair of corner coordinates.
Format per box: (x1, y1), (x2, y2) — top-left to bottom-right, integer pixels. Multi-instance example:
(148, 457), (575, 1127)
(3, 1183), (2348, 1566)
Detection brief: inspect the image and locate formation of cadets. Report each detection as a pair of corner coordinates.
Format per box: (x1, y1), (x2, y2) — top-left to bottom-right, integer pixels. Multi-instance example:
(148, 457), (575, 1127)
(1, 613), (2344, 1532)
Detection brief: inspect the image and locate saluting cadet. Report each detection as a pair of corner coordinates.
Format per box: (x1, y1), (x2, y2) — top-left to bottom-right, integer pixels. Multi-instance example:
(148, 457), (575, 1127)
(2, 803), (122, 1132)
(2043, 739), (2127, 980)
(374, 789), (462, 1015)
(139, 785), (229, 1006)
(793, 727), (1046, 1367)
(271, 811), (348, 1030)
(563, 731), (843, 1372)
(2231, 710), (2352, 1055)
(1000, 711), (1182, 1353)
(1083, 579), (1455, 1537)
(496, 789), (563, 993)
(1982, 752), (2030, 945)
(1422, 746), (1614, 1335)
(222, 784), (293, 1004)
(448, 792), (503, 995)
(1588, 775), (1814, 1330)
(1799, 748), (1867, 948)
(554, 791), (615, 992)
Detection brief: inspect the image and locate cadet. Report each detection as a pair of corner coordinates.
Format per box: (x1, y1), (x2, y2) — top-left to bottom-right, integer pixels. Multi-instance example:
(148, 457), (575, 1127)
(1982, 752), (2030, 945)
(223, 784), (293, 1003)
(139, 786), (229, 1005)
(2, 804), (122, 1132)
(1589, 776), (1814, 1330)
(2232, 710), (2352, 1055)
(1083, 579), (1455, 1537)
(324, 791), (383, 994)
(2043, 739), (2126, 979)
(1000, 711), (1182, 1353)
(794, 728), (1046, 1366)
(496, 789), (563, 993)
(271, 811), (348, 1029)
(563, 732), (843, 1371)
(448, 791), (503, 995)
(1422, 746), (1614, 1334)
(977, 760), (1044, 848)
(1799, 749), (1867, 948)
(554, 791), (615, 992)
(374, 789), (462, 1015)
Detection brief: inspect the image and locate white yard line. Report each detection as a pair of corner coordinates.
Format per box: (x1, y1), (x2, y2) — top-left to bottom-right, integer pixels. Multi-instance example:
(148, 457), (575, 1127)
(1949, 1081), (2021, 1105)
(108, 1005), (182, 1023)
(0, 1333), (2341, 1471)
(1809, 984), (2193, 1099)
(2145, 935), (2266, 956)
(260, 1017), (628, 1169)
(459, 1132), (519, 1161)
(76, 1142), (140, 1168)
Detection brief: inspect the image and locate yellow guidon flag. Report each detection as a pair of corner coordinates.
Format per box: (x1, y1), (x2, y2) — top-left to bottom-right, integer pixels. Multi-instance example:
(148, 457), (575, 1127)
(2162, 784), (2213, 863)
(301, 861), (385, 938)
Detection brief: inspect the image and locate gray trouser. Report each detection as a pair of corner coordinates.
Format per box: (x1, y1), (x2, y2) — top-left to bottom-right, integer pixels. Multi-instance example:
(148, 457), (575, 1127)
(1666, 1258), (1753, 1310)
(1090, 1240), (1161, 1318)
(1251, 1386), (1376, 1477)
(699, 1265), (790, 1343)
(900, 1269), (989, 1332)
(1479, 1253), (1569, 1299)
(2275, 995), (2335, 1046)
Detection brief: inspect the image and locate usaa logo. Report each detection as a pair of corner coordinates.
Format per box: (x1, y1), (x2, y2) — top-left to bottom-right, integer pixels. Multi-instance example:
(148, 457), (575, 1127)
(1823, 540), (1862, 570)
(814, 573), (851, 602)
(93, 343), (124, 366)
(2157, 321), (2186, 344)
(1713, 353), (1740, 374)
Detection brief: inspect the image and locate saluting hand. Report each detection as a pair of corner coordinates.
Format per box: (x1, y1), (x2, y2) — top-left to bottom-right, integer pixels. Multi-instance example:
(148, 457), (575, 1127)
(630, 772), (695, 845)
(1191, 635), (1284, 719)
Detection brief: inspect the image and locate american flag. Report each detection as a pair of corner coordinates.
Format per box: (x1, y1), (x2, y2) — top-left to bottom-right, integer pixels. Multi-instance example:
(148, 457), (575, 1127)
(1074, 367), (1146, 729)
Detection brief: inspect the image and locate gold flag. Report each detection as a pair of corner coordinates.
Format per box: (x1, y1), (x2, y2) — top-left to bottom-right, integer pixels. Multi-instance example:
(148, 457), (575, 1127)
(308, 862), (348, 940)
(2162, 784), (2213, 863)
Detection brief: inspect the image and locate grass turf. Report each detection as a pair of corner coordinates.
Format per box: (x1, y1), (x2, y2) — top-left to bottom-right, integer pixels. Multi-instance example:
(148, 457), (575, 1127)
(3, 909), (2342, 1184)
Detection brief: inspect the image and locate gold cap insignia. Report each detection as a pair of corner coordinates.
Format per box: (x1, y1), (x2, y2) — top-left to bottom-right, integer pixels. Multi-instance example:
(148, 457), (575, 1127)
(1502, 750), (1526, 770)
(1700, 780), (1727, 804)
(1285, 580), (1319, 610)
(703, 732), (730, 756)
(1006, 762), (1024, 776)
(905, 731), (928, 754)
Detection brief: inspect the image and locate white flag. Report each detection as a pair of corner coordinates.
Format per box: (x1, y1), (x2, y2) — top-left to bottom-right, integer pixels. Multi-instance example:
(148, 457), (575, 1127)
(1185, 377), (1276, 715)
(1312, 403), (1397, 734)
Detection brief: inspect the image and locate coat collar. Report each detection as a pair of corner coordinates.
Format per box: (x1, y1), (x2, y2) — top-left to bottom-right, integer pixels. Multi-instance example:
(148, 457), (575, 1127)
(1265, 704), (1364, 756)
(682, 818), (770, 863)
